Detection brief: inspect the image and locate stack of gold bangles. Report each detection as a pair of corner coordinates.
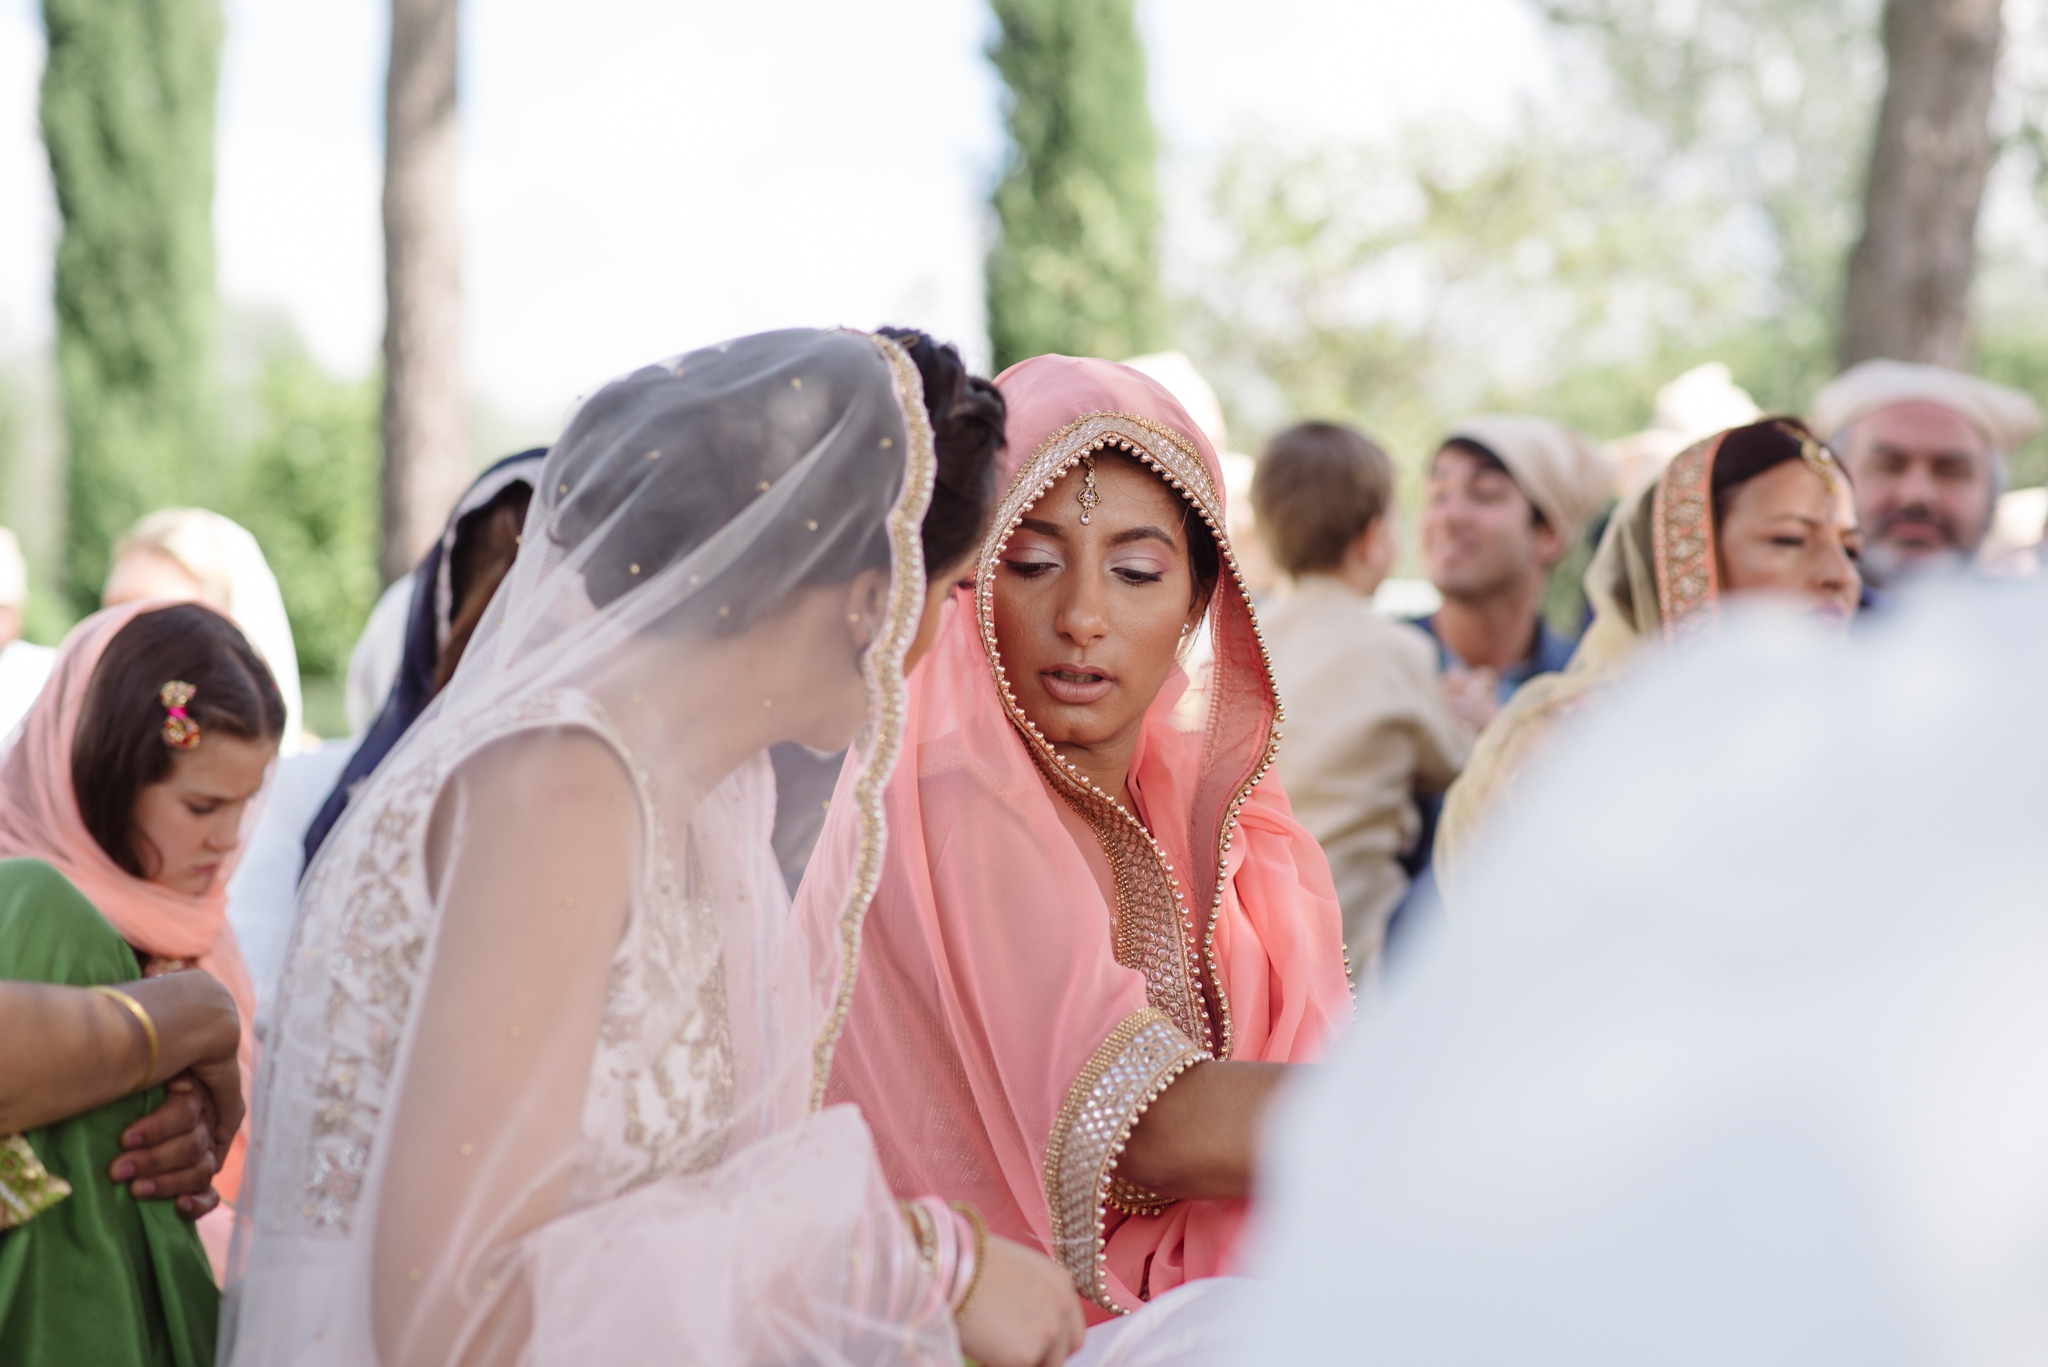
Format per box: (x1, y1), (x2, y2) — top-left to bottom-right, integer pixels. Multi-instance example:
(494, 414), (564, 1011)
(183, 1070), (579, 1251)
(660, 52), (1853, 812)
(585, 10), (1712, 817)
(902, 1195), (989, 1320)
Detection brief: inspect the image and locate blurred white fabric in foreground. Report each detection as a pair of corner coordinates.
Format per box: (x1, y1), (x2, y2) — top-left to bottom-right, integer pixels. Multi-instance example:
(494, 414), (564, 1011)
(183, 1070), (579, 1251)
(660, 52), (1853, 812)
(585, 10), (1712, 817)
(1072, 1279), (1242, 1367)
(1237, 580), (2048, 1366)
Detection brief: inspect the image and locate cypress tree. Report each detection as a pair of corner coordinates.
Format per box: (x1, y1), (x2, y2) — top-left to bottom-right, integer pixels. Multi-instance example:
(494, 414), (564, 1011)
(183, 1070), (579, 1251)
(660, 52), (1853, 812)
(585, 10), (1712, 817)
(40, 0), (222, 611)
(986, 0), (1168, 370)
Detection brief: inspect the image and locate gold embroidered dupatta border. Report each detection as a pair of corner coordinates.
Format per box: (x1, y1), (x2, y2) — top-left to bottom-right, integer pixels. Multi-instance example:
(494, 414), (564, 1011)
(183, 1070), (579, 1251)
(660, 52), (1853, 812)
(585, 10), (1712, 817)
(1041, 1008), (1206, 1312)
(805, 331), (937, 1111)
(1651, 432), (1723, 646)
(975, 409), (1284, 1309)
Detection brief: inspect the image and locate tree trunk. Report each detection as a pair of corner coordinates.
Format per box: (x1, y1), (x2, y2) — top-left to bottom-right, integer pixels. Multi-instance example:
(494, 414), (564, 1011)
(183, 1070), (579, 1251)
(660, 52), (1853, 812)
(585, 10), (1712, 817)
(380, 0), (469, 584)
(1839, 0), (2003, 369)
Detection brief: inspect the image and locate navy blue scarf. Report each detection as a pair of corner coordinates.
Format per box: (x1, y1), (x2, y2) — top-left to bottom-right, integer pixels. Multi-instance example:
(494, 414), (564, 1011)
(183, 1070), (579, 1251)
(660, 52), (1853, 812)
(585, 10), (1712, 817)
(301, 450), (547, 869)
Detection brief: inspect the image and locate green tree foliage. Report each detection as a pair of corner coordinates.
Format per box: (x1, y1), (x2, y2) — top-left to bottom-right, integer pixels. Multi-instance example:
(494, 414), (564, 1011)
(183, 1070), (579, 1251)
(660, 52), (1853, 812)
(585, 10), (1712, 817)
(0, 355), (73, 645)
(1183, 129), (1750, 462)
(227, 345), (382, 682)
(985, 0), (1167, 369)
(1180, 0), (1896, 467)
(1541, 0), (1883, 382)
(39, 0), (224, 613)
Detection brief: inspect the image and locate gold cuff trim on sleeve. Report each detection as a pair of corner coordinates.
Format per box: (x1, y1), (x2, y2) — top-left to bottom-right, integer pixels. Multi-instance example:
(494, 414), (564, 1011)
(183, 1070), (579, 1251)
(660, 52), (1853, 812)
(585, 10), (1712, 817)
(1041, 1008), (1207, 1313)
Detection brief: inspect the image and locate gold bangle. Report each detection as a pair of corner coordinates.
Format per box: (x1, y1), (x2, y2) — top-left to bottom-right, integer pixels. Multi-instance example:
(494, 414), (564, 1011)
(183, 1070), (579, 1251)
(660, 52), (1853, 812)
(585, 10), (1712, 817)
(89, 986), (159, 1093)
(949, 1199), (988, 1319)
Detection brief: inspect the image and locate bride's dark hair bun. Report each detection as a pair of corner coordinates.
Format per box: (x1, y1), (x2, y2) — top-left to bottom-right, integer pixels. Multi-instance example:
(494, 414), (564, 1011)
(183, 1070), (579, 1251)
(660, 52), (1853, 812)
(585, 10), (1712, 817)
(878, 327), (1004, 581)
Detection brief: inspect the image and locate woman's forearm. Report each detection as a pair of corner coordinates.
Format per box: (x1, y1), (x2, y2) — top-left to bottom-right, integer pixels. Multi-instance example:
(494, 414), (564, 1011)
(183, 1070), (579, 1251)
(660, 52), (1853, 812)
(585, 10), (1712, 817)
(1112, 1059), (1291, 1201)
(0, 973), (241, 1133)
(0, 983), (148, 1131)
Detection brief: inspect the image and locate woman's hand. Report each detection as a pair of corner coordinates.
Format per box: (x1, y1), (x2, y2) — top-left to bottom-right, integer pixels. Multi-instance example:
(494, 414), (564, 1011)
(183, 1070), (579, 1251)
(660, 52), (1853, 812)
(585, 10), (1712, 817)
(128, 966), (245, 1145)
(184, 1045), (245, 1151)
(109, 1076), (223, 1218)
(956, 1234), (1087, 1367)
(103, 970), (244, 1220)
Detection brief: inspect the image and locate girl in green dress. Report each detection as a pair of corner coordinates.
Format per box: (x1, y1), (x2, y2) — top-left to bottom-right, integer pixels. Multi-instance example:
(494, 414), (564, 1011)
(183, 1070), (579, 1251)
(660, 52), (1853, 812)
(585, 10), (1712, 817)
(0, 601), (283, 1365)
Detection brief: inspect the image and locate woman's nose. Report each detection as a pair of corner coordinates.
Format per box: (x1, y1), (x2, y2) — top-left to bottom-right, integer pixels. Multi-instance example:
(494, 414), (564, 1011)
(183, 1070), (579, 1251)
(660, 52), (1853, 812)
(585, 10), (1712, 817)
(1054, 572), (1109, 646)
(1817, 541), (1857, 594)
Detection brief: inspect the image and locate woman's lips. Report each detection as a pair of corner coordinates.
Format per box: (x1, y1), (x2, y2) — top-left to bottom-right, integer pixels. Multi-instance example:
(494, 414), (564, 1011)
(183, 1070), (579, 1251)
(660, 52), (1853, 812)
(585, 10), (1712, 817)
(1040, 665), (1115, 705)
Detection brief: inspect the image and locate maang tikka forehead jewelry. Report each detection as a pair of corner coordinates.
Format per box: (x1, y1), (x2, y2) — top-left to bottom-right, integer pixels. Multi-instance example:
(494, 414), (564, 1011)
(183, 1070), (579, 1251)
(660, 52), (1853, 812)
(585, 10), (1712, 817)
(1076, 454), (1101, 525)
(1773, 420), (1841, 493)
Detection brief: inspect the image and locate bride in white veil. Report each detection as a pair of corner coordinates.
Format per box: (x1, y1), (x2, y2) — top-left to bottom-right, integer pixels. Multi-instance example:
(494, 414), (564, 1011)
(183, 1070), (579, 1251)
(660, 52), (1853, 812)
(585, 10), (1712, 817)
(221, 328), (1085, 1366)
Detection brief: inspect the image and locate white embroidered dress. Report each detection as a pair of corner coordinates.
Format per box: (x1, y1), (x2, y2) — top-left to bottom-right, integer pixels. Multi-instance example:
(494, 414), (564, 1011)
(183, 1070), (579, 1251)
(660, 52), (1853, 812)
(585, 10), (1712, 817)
(222, 330), (958, 1366)
(230, 687), (768, 1356)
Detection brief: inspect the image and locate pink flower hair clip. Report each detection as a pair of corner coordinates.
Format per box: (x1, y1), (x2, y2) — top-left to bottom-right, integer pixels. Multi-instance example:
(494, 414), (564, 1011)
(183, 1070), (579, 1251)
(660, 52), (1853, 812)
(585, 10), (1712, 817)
(158, 681), (201, 751)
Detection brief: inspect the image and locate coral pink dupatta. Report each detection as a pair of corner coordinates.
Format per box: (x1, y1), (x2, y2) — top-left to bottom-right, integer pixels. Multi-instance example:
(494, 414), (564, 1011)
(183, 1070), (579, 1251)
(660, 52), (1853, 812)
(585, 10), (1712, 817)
(0, 602), (262, 1212)
(810, 356), (1352, 1319)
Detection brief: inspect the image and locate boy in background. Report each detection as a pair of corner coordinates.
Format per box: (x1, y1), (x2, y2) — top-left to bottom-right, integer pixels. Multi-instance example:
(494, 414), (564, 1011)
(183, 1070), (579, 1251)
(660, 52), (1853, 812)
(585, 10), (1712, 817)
(1253, 422), (1470, 978)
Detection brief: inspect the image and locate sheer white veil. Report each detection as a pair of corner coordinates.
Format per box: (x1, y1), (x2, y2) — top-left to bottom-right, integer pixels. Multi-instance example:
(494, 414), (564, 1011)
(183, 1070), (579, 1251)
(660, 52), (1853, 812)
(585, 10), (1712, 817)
(225, 328), (954, 1365)
(396, 326), (936, 1131)
(1236, 586), (2048, 1365)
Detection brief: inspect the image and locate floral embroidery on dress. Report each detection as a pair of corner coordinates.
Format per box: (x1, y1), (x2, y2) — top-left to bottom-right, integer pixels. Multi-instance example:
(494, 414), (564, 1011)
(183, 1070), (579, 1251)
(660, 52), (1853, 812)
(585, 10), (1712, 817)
(257, 689), (735, 1237)
(574, 822), (735, 1201)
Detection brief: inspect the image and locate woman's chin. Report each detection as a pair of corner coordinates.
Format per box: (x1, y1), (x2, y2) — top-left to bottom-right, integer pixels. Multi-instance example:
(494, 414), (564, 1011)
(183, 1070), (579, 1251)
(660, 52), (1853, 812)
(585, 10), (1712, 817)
(1019, 699), (1123, 749)
(154, 867), (218, 897)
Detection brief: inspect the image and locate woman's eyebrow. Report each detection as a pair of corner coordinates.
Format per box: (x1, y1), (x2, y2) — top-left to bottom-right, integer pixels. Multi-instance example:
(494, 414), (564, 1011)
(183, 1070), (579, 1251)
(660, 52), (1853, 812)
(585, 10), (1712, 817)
(1110, 525), (1178, 548)
(1017, 516), (1066, 539)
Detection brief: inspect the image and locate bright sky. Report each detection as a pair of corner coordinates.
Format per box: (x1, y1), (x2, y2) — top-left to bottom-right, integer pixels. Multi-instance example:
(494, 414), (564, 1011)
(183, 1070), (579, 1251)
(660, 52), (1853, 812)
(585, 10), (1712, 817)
(0, 0), (1550, 435)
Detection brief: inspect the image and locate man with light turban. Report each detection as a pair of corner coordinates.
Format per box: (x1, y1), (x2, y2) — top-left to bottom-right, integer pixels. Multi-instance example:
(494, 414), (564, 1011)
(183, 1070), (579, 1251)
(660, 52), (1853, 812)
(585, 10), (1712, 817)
(1812, 359), (2042, 587)
(1414, 415), (1615, 730)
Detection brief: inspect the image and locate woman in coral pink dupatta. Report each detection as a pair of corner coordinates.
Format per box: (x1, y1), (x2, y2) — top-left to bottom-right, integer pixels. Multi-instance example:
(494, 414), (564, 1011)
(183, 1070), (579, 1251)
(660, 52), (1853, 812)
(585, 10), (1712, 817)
(812, 355), (1352, 1320)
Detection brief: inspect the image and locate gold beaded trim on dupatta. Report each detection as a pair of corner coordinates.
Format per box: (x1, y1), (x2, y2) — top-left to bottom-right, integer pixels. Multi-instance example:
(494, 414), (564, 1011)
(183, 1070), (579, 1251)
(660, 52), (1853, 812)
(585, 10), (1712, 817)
(1040, 1008), (1207, 1312)
(1651, 432), (1723, 645)
(805, 331), (938, 1111)
(977, 408), (1285, 1309)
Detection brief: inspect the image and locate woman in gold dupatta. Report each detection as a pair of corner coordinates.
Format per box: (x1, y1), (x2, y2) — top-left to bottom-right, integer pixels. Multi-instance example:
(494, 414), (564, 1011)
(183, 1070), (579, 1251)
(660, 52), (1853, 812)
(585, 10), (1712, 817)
(1435, 418), (1862, 899)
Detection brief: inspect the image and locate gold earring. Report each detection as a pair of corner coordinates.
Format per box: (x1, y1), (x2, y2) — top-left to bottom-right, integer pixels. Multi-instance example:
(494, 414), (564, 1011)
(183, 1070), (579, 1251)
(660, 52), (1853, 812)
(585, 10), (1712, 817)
(1077, 455), (1101, 525)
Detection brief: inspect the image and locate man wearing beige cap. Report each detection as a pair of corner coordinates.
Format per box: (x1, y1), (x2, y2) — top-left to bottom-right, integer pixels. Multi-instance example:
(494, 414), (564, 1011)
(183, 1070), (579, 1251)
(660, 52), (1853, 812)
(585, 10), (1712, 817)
(0, 528), (54, 737)
(1812, 359), (2043, 588)
(1414, 415), (1615, 732)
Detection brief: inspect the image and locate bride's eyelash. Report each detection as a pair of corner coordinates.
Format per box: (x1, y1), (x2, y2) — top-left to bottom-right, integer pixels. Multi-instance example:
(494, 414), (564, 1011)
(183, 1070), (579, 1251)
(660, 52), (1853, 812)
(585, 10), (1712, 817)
(1115, 568), (1164, 585)
(1003, 558), (1056, 578)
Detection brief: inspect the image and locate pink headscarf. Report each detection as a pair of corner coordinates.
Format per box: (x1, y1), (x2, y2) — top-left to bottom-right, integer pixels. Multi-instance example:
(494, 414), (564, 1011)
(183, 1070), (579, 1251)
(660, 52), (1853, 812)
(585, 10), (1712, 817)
(0, 601), (261, 1203)
(812, 355), (1351, 1318)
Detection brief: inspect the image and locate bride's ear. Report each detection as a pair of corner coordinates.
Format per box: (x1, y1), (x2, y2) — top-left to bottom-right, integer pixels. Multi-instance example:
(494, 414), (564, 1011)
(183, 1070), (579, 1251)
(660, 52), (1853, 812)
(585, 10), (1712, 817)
(843, 569), (891, 650)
